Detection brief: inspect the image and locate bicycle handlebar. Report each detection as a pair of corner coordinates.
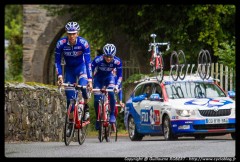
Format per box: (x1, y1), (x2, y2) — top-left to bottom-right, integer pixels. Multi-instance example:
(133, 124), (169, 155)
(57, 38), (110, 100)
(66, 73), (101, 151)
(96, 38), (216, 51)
(148, 42), (170, 51)
(92, 88), (116, 93)
(61, 83), (87, 88)
(58, 83), (87, 93)
(148, 33), (170, 52)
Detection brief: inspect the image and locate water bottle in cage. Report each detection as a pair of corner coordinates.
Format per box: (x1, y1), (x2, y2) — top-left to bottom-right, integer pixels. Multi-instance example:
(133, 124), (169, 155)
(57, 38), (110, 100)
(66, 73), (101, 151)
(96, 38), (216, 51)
(78, 102), (84, 120)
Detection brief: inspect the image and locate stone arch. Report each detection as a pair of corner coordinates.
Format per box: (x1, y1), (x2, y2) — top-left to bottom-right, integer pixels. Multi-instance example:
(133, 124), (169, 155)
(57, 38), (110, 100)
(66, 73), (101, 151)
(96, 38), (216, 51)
(23, 5), (144, 85)
(23, 5), (70, 84)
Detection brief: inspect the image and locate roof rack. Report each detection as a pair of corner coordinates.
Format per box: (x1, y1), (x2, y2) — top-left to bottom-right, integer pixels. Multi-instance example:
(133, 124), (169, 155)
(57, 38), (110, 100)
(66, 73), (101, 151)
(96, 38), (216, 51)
(134, 76), (157, 83)
(135, 74), (219, 84)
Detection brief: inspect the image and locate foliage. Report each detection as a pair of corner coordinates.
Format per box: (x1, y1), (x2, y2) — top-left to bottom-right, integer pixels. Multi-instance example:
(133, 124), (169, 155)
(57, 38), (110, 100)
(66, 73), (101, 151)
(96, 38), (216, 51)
(123, 73), (146, 85)
(4, 5), (23, 82)
(44, 4), (235, 68)
(217, 39), (235, 69)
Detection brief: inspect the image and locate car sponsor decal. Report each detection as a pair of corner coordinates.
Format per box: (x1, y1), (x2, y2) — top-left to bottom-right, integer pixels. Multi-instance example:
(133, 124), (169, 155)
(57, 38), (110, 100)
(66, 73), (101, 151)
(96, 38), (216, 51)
(140, 106), (160, 125)
(184, 98), (233, 108)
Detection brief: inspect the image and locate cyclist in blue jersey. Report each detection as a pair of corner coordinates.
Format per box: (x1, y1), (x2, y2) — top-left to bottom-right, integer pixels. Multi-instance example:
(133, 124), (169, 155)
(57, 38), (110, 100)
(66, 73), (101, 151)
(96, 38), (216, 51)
(92, 43), (123, 130)
(55, 21), (92, 122)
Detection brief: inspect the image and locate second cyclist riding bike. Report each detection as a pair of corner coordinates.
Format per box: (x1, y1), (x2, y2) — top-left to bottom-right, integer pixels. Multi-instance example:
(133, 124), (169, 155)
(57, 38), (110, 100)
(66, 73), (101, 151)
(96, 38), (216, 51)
(93, 87), (119, 142)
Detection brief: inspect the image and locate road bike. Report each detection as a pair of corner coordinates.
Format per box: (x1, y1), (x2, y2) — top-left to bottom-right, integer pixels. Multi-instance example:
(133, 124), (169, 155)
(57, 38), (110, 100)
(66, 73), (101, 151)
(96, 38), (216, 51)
(92, 88), (119, 142)
(59, 83), (91, 146)
(170, 50), (189, 81)
(148, 33), (170, 82)
(197, 49), (212, 80)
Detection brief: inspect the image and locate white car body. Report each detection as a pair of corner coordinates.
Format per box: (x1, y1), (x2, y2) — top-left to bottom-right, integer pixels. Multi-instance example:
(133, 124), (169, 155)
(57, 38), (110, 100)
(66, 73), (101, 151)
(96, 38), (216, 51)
(124, 75), (235, 141)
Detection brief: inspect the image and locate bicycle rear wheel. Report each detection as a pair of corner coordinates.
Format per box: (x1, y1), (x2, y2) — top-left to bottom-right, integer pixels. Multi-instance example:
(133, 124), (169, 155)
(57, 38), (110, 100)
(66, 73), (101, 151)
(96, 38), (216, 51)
(155, 54), (164, 82)
(64, 113), (75, 146)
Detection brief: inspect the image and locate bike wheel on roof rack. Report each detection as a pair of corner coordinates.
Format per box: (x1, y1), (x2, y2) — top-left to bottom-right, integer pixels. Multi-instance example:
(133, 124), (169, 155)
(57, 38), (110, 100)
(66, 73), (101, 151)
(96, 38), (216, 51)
(170, 51), (179, 81)
(204, 50), (212, 80)
(155, 54), (164, 82)
(197, 49), (207, 80)
(177, 50), (187, 80)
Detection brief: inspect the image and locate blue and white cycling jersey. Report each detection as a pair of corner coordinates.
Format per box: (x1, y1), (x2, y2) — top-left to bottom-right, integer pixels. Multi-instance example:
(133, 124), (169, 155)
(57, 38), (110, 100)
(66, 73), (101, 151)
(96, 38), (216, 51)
(55, 36), (92, 80)
(91, 55), (122, 87)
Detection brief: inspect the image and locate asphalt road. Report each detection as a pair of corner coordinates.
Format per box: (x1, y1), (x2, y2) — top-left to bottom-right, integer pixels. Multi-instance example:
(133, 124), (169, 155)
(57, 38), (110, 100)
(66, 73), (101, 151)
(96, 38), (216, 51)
(4, 134), (236, 159)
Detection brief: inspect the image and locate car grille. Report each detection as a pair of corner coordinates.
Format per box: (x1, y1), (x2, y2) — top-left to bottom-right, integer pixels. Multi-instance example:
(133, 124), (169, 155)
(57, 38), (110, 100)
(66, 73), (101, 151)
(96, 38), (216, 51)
(193, 124), (235, 130)
(199, 109), (231, 117)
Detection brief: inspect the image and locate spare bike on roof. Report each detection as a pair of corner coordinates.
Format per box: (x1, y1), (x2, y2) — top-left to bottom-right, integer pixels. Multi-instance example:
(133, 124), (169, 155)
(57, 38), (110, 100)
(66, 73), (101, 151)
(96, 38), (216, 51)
(148, 33), (170, 82)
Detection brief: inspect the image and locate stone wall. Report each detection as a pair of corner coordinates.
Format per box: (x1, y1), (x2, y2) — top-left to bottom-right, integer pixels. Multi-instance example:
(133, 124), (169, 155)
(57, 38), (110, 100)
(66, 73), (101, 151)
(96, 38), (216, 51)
(4, 82), (137, 142)
(4, 82), (66, 142)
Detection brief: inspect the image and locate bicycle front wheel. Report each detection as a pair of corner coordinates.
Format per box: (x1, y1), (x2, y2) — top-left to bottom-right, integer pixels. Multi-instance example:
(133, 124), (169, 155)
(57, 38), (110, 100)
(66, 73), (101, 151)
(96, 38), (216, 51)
(78, 116), (88, 145)
(64, 113), (75, 146)
(98, 102), (104, 142)
(78, 125), (88, 145)
(155, 54), (164, 82)
(105, 125), (110, 142)
(109, 121), (118, 142)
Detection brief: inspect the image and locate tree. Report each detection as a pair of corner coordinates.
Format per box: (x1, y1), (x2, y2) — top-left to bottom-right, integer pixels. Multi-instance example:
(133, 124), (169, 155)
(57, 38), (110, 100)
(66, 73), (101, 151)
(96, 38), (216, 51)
(44, 4), (235, 68)
(5, 5), (23, 81)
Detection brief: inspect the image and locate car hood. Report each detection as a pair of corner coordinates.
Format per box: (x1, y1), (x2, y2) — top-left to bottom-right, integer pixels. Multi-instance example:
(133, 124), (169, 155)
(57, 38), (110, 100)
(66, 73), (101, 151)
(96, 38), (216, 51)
(167, 97), (235, 110)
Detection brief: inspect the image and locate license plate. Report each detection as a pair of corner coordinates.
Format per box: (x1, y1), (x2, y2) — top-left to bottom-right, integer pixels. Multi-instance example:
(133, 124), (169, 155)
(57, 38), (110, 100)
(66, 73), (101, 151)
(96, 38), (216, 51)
(205, 118), (228, 124)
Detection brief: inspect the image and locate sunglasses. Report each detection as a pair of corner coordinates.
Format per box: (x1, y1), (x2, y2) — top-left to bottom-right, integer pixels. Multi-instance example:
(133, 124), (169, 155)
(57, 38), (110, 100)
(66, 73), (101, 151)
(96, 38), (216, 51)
(104, 55), (113, 59)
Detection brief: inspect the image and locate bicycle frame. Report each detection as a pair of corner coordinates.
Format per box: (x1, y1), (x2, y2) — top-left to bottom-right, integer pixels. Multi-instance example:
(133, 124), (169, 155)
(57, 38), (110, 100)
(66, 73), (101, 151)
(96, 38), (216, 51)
(60, 83), (90, 146)
(92, 88), (117, 142)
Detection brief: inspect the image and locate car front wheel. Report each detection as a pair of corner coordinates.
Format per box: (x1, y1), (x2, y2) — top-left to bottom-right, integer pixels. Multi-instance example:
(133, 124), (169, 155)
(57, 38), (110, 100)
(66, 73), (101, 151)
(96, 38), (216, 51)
(231, 132), (235, 140)
(128, 116), (144, 141)
(163, 115), (177, 140)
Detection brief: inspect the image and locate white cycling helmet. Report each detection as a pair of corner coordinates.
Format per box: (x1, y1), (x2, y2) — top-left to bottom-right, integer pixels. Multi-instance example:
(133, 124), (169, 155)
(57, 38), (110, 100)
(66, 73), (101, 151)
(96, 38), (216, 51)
(103, 43), (116, 57)
(65, 21), (80, 33)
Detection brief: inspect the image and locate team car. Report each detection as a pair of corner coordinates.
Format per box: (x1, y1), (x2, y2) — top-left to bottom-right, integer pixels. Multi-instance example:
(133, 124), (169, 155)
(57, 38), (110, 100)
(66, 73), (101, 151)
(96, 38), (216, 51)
(124, 75), (235, 141)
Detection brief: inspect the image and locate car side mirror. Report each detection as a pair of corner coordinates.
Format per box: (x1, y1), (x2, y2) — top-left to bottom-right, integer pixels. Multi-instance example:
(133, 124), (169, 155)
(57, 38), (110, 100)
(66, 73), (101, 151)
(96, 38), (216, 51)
(149, 93), (163, 102)
(228, 90), (235, 99)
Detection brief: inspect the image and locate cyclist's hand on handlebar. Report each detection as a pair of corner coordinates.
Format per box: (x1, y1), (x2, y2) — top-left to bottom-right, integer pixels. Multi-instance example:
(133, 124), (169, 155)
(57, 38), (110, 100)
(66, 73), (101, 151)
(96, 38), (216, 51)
(87, 80), (93, 92)
(57, 76), (63, 86)
(119, 101), (125, 108)
(114, 85), (119, 93)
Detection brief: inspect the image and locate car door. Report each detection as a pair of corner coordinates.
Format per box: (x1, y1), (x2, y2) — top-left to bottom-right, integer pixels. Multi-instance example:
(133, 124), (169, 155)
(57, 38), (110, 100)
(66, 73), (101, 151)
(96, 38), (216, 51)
(146, 83), (165, 132)
(138, 83), (153, 128)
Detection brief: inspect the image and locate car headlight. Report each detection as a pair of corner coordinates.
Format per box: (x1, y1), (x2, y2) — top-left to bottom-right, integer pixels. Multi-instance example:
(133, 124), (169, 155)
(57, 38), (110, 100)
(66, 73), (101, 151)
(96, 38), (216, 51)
(176, 109), (195, 117)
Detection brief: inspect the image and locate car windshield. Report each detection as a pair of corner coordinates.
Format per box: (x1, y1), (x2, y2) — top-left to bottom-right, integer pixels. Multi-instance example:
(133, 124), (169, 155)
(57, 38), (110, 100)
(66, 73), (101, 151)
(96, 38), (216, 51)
(165, 82), (226, 99)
